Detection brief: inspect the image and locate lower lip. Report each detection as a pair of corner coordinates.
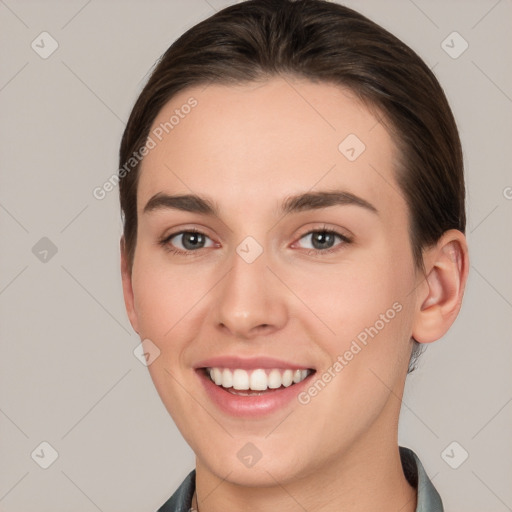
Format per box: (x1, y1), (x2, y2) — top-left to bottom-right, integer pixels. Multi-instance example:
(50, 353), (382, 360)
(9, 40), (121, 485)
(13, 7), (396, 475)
(196, 369), (315, 418)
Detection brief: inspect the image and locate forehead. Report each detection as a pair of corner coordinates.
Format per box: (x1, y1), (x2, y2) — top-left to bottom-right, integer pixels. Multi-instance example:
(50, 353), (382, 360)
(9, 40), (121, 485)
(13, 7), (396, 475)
(137, 77), (404, 219)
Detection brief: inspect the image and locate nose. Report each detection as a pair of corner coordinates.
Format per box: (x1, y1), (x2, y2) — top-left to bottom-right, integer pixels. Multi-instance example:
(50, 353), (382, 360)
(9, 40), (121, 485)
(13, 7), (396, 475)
(211, 245), (289, 339)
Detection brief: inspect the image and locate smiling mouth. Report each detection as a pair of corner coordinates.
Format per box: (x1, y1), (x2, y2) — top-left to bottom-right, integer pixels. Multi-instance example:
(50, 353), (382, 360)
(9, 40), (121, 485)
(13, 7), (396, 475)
(201, 367), (316, 395)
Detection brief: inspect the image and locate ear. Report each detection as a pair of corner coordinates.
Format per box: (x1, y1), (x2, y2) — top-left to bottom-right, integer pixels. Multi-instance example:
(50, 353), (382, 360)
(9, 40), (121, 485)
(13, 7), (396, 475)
(412, 229), (469, 344)
(120, 237), (139, 334)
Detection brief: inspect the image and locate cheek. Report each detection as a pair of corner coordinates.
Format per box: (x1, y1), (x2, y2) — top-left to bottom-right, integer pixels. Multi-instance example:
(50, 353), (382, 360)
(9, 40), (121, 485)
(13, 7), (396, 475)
(286, 261), (414, 442)
(129, 254), (215, 428)
(284, 245), (415, 388)
(131, 251), (211, 341)
(288, 255), (409, 340)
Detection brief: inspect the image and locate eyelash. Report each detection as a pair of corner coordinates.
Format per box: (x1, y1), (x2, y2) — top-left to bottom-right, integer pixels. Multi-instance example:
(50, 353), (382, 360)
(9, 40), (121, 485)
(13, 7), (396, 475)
(158, 226), (352, 257)
(296, 227), (352, 256)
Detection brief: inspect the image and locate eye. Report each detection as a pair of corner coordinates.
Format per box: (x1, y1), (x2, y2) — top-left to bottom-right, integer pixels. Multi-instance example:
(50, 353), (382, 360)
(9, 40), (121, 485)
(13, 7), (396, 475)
(159, 227), (350, 256)
(160, 229), (215, 254)
(295, 229), (351, 253)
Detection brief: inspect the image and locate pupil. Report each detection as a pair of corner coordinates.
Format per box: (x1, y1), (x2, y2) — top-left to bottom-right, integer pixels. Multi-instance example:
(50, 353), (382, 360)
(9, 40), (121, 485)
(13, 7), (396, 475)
(183, 232), (204, 250)
(312, 231), (334, 250)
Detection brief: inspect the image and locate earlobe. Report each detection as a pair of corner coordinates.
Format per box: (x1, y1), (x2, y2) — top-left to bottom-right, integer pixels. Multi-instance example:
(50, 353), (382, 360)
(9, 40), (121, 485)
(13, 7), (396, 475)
(412, 229), (469, 344)
(120, 237), (139, 334)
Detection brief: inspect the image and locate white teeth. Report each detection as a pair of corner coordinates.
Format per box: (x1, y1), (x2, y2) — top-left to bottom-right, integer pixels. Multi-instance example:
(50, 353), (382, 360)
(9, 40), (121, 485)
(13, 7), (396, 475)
(250, 369), (268, 391)
(207, 367), (311, 391)
(281, 369), (293, 387)
(268, 369), (282, 389)
(221, 368), (233, 388)
(212, 367), (223, 385)
(232, 369), (250, 390)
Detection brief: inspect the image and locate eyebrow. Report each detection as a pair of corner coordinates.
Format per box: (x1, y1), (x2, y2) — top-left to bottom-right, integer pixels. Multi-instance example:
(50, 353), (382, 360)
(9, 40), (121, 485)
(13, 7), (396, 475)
(143, 190), (378, 216)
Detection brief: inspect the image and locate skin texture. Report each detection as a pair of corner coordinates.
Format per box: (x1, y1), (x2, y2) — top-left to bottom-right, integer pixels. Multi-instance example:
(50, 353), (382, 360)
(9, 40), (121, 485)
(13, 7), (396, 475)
(121, 77), (469, 511)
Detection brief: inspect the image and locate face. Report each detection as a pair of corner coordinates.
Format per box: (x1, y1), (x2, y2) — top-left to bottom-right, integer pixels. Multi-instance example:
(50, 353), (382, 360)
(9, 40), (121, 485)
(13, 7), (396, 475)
(122, 77), (424, 486)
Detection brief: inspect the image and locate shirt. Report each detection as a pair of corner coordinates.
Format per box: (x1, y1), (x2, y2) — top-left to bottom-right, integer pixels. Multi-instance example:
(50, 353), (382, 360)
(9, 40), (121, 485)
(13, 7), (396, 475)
(157, 446), (443, 512)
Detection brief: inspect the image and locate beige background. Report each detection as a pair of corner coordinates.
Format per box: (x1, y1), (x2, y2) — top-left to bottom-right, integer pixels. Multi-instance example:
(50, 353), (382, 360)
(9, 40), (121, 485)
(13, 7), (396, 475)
(0, 0), (511, 510)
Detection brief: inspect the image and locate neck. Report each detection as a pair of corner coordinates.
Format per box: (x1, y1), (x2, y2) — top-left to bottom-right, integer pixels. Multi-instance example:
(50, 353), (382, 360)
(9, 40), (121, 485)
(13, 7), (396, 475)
(194, 423), (416, 512)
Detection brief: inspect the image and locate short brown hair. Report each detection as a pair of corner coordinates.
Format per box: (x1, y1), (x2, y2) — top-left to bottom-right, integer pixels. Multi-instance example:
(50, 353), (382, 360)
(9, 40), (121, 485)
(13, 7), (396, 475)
(119, 0), (465, 369)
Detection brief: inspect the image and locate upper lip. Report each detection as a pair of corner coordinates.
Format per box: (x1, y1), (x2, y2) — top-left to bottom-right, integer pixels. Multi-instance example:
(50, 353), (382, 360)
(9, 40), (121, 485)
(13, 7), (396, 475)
(194, 355), (315, 370)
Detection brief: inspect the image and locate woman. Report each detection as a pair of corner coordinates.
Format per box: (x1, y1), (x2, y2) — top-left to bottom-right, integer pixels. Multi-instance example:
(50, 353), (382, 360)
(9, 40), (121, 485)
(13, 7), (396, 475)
(118, 1), (469, 510)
